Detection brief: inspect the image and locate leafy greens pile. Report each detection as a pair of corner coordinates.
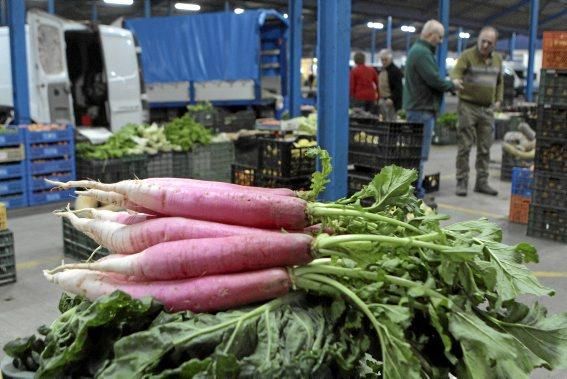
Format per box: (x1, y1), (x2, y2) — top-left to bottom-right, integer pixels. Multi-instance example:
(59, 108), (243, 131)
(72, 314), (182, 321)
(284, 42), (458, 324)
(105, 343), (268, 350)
(4, 151), (567, 378)
(164, 113), (212, 152)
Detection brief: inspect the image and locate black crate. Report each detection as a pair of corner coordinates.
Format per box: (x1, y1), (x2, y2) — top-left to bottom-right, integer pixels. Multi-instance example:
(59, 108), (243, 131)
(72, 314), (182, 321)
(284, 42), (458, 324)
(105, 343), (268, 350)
(536, 105), (567, 139)
(432, 124), (457, 145)
(348, 171), (373, 195)
(172, 152), (191, 178)
(0, 229), (15, 286)
(258, 136), (316, 177)
(534, 137), (567, 173)
(494, 119), (511, 141)
(501, 150), (533, 181)
(350, 151), (421, 172)
(218, 109), (256, 133)
(256, 174), (311, 191)
(62, 218), (109, 261)
(423, 172), (440, 193)
(231, 164), (258, 187)
(349, 122), (423, 158)
(527, 205), (567, 243)
(538, 69), (567, 107)
(234, 135), (261, 167)
(147, 152), (173, 178)
(187, 109), (219, 129)
(532, 172), (567, 209)
(76, 155), (147, 182)
(188, 142), (235, 182)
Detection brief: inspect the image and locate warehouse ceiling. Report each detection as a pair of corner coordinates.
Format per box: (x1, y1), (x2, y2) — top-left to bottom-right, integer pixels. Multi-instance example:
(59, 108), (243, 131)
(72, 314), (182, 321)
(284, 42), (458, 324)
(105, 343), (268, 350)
(20, 0), (567, 54)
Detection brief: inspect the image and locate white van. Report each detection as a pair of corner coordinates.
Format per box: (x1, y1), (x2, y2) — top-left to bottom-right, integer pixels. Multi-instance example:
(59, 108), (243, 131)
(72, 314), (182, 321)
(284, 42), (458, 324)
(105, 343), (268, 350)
(0, 9), (144, 131)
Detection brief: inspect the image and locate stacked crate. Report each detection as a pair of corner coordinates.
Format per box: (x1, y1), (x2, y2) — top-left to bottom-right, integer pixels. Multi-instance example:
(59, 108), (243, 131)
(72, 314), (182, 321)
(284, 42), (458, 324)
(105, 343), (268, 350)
(0, 128), (27, 208)
(76, 155), (147, 182)
(509, 167), (533, 224)
(0, 229), (16, 286)
(62, 217), (109, 261)
(24, 125), (75, 205)
(527, 67), (567, 242)
(232, 135), (315, 190)
(348, 116), (423, 195)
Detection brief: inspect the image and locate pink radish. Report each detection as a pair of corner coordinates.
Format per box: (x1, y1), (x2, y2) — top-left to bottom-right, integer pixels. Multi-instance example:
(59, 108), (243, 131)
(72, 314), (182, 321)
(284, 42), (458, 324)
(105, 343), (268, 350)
(146, 177), (296, 197)
(52, 233), (314, 279)
(75, 208), (158, 225)
(44, 267), (291, 312)
(56, 211), (287, 255)
(57, 180), (308, 229)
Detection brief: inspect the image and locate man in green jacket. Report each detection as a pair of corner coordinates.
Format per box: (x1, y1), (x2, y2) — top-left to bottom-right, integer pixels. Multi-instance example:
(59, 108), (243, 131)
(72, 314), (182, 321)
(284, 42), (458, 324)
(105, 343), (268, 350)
(451, 26), (503, 196)
(403, 19), (463, 199)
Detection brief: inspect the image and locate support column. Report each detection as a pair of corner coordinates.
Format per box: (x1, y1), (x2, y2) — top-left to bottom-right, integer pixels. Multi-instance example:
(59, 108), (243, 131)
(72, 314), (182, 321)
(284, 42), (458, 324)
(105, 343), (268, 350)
(8, 0), (30, 125)
(386, 16), (392, 49)
(405, 33), (411, 52)
(145, 0), (151, 17)
(526, 0), (538, 102)
(0, 1), (5, 26)
(317, 0), (351, 200)
(370, 28), (376, 64)
(437, 0), (450, 113)
(457, 27), (463, 54)
(91, 2), (98, 21)
(288, 0), (303, 118)
(225, 0), (229, 13)
(509, 32), (516, 60)
(47, 0), (55, 14)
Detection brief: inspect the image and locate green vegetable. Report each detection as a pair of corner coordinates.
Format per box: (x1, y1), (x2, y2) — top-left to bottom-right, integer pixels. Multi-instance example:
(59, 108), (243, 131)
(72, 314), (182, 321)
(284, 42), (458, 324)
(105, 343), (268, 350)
(436, 112), (458, 130)
(164, 114), (212, 152)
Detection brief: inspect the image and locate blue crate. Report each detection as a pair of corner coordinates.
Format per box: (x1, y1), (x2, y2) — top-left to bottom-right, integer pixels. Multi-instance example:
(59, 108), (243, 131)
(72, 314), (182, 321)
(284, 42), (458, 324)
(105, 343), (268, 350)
(0, 128), (24, 147)
(31, 173), (74, 191)
(511, 167), (533, 197)
(28, 189), (74, 206)
(23, 125), (74, 144)
(0, 179), (25, 196)
(0, 162), (25, 179)
(0, 193), (28, 209)
(29, 158), (74, 175)
(28, 143), (73, 159)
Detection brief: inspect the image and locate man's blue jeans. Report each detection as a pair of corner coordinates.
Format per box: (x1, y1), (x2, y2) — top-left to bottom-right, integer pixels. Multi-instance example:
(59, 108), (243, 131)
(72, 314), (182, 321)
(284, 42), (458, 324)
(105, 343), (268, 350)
(406, 111), (435, 198)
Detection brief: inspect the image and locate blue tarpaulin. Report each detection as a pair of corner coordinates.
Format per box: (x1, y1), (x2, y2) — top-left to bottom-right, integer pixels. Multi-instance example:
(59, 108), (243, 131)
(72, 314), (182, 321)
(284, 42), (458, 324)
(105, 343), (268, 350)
(125, 10), (287, 84)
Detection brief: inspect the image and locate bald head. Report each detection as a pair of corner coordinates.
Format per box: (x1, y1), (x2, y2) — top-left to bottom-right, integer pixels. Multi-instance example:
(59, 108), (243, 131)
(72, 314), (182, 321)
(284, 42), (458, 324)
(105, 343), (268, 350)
(420, 20), (445, 46)
(477, 26), (498, 58)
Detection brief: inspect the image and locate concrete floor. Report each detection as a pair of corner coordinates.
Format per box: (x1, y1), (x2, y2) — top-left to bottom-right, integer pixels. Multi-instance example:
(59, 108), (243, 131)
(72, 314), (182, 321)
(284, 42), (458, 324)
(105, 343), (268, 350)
(0, 142), (566, 378)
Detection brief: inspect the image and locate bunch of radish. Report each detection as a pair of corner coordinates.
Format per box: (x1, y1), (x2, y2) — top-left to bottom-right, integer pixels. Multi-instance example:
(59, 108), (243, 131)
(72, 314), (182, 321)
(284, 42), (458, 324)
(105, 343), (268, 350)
(45, 175), (431, 313)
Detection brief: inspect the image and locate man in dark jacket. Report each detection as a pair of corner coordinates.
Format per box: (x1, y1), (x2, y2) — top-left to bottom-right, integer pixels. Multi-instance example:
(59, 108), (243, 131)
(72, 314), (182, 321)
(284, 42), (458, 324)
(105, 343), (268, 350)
(378, 49), (403, 121)
(403, 19), (463, 199)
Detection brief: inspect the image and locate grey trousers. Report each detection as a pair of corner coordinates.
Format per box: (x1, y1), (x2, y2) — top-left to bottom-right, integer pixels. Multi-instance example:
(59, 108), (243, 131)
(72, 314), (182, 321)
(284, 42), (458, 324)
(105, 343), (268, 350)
(378, 99), (397, 121)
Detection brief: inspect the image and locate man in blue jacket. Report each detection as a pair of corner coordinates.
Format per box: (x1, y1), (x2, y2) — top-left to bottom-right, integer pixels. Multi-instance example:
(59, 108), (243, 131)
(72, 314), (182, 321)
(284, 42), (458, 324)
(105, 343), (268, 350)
(404, 19), (463, 201)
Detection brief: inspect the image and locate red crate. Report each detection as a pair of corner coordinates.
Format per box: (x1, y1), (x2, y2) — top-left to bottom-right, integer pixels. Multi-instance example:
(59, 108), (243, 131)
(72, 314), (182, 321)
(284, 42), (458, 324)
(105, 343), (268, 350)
(509, 195), (531, 224)
(542, 31), (567, 69)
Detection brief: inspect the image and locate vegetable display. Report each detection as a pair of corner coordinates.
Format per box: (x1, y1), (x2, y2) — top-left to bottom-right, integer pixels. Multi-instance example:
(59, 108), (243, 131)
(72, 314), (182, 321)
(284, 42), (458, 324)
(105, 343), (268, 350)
(4, 149), (567, 378)
(163, 113), (212, 151)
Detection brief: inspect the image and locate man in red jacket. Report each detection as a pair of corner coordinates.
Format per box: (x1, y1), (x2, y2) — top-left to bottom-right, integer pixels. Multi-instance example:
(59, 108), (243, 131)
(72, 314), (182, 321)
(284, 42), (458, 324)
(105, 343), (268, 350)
(350, 52), (379, 112)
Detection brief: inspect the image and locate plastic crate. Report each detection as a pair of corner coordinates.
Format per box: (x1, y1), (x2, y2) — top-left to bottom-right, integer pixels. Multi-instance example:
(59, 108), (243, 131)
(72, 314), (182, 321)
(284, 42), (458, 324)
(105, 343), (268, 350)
(348, 171), (373, 195)
(0, 179), (25, 196)
(432, 125), (457, 145)
(0, 162), (26, 179)
(76, 155), (147, 182)
(423, 172), (440, 193)
(349, 122), (423, 158)
(511, 167), (533, 197)
(527, 205), (567, 243)
(172, 152), (191, 178)
(258, 136), (316, 177)
(0, 145), (25, 164)
(29, 158), (74, 175)
(234, 135), (261, 167)
(538, 69), (567, 107)
(509, 195), (531, 224)
(534, 137), (567, 173)
(0, 194), (28, 209)
(188, 142), (235, 182)
(28, 188), (74, 206)
(31, 172), (74, 191)
(536, 105), (567, 139)
(231, 164), (258, 187)
(256, 174), (311, 191)
(219, 109), (256, 133)
(27, 143), (72, 160)
(147, 152), (173, 178)
(500, 150), (533, 181)
(62, 218), (109, 261)
(0, 128), (24, 147)
(0, 203), (6, 231)
(349, 151), (421, 172)
(23, 125), (74, 144)
(0, 229), (16, 286)
(542, 32), (567, 70)
(187, 109), (219, 129)
(532, 172), (567, 209)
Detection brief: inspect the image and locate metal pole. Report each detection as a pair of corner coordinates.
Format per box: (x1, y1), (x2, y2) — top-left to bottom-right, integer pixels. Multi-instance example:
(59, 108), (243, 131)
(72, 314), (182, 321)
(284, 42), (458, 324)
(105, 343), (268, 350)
(526, 0), (538, 102)
(47, 0), (55, 14)
(509, 32), (516, 60)
(437, 0), (450, 114)
(317, 0), (351, 200)
(289, 0), (303, 118)
(370, 28), (376, 64)
(457, 27), (463, 54)
(91, 2), (98, 21)
(0, 1), (5, 26)
(225, 0), (229, 13)
(405, 32), (411, 52)
(8, 0), (30, 124)
(167, 0), (172, 16)
(144, 0), (151, 17)
(386, 16), (392, 49)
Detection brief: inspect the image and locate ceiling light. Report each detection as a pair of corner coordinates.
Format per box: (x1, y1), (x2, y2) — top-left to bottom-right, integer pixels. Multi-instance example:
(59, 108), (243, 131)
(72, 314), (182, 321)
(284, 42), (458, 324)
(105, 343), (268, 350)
(174, 3), (201, 11)
(459, 32), (470, 39)
(367, 22), (384, 29)
(283, 13), (288, 19)
(103, 0), (133, 5)
(313, 57), (318, 63)
(234, 8), (244, 14)
(401, 25), (416, 33)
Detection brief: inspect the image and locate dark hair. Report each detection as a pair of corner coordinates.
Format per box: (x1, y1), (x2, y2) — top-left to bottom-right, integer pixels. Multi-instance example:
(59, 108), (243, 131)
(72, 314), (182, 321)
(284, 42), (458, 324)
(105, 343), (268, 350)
(354, 52), (366, 65)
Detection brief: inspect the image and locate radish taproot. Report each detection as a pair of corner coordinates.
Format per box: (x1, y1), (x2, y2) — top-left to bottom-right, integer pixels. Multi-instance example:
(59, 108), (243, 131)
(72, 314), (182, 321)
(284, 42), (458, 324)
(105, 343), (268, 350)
(51, 233), (314, 279)
(74, 208), (158, 225)
(44, 268), (292, 312)
(56, 210), (288, 255)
